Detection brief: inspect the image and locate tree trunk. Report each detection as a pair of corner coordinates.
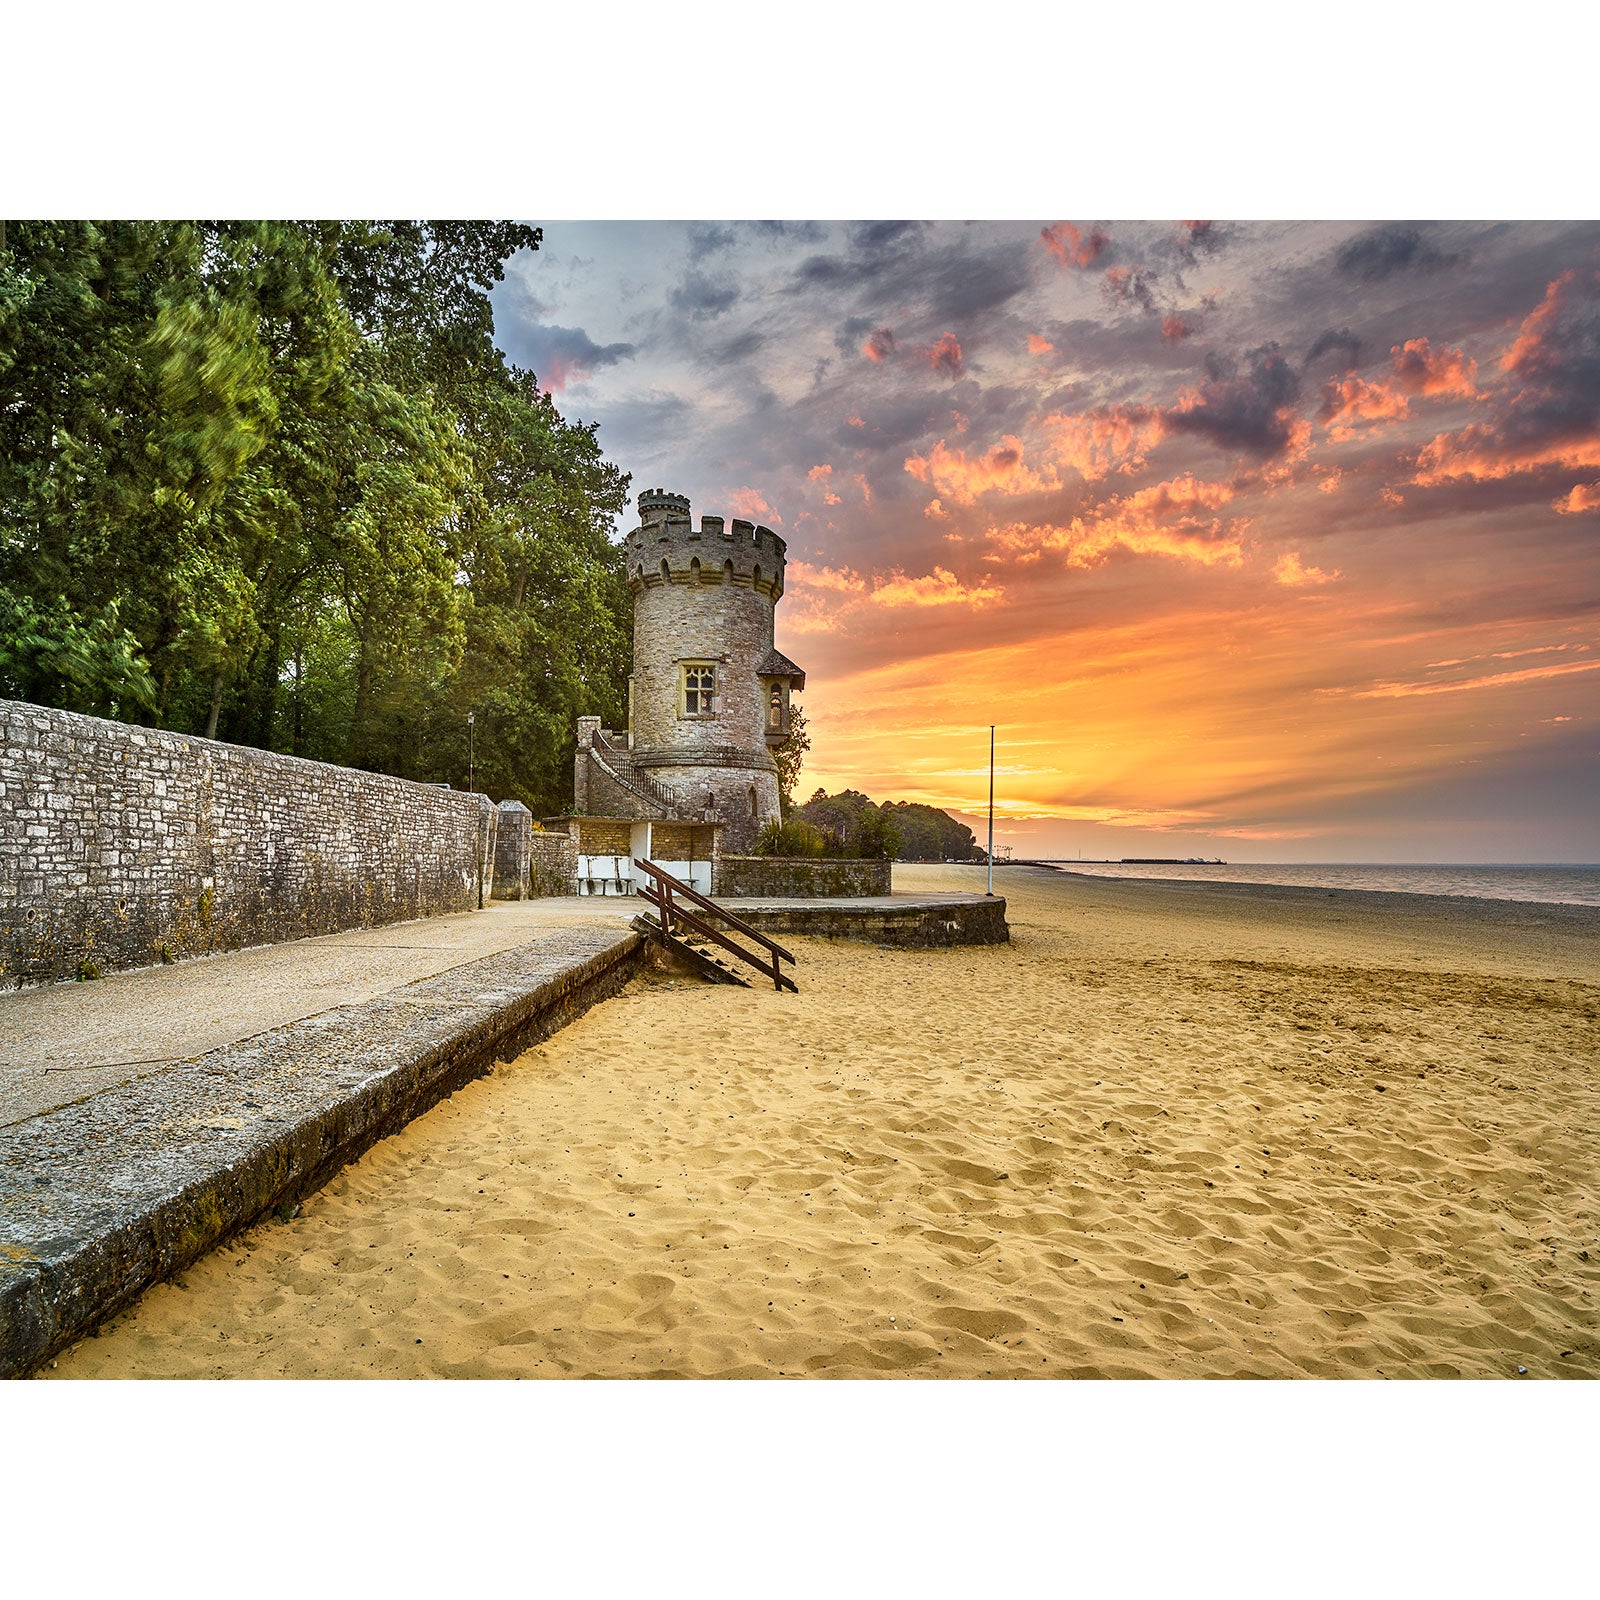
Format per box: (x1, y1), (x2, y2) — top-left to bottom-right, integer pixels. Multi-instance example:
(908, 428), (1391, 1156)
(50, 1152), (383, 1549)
(350, 631), (372, 768)
(203, 670), (224, 740)
(255, 628), (280, 749)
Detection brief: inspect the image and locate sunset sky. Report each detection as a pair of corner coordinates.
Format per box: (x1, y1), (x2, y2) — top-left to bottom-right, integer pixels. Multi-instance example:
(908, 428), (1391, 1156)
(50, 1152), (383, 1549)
(490, 221), (1600, 862)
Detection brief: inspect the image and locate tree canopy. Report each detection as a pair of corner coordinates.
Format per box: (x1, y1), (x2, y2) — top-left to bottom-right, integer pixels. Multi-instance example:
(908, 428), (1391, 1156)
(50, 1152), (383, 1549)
(0, 220), (631, 811)
(793, 788), (983, 862)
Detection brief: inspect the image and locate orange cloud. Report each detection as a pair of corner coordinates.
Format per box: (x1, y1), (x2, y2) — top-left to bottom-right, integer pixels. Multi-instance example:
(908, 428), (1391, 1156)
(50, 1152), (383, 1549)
(823, 491), (841, 506)
(1114, 475), (1235, 518)
(847, 414), (865, 428)
(725, 486), (781, 525)
(1390, 337), (1477, 399)
(862, 327), (896, 363)
(1554, 482), (1600, 514)
(1318, 338), (1477, 441)
(784, 559), (1003, 633)
(1416, 271), (1600, 485)
(1338, 658), (1600, 699)
(1501, 269), (1590, 377)
(807, 463), (833, 481)
(853, 473), (873, 503)
(1040, 222), (1108, 269)
(1162, 315), (1192, 341)
(904, 435), (1055, 505)
(1413, 428), (1600, 486)
(988, 475), (1245, 570)
(1319, 374), (1409, 437)
(872, 567), (1004, 608)
(924, 332), (964, 378)
(1274, 551), (1341, 587)
(1042, 404), (1167, 480)
(1027, 333), (1055, 355)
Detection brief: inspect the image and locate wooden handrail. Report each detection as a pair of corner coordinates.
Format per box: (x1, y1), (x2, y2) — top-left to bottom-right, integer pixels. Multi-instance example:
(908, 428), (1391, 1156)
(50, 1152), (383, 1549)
(638, 884), (798, 994)
(634, 858), (797, 993)
(633, 858), (796, 965)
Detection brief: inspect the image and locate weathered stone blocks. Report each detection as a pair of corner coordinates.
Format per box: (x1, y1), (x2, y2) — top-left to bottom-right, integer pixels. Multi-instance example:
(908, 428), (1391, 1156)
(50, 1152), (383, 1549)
(0, 700), (498, 987)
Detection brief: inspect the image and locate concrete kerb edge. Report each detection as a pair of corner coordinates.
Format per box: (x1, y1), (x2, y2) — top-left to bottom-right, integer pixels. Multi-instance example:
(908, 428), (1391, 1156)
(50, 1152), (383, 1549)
(0, 929), (646, 1378)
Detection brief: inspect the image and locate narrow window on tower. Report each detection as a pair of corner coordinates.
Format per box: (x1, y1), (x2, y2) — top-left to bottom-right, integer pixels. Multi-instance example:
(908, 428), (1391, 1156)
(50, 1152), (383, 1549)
(682, 662), (716, 717)
(768, 683), (783, 730)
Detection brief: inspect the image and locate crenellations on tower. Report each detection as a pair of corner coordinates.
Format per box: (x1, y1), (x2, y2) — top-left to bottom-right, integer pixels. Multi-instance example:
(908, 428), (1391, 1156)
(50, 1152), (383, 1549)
(625, 492), (787, 599)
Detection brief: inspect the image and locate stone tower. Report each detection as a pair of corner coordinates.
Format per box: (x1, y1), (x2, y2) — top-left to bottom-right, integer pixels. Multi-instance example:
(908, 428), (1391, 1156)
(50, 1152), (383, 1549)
(572, 489), (804, 855)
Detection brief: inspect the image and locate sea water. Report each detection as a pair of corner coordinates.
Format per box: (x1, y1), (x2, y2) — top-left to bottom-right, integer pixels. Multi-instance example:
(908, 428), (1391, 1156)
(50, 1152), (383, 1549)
(1042, 862), (1600, 907)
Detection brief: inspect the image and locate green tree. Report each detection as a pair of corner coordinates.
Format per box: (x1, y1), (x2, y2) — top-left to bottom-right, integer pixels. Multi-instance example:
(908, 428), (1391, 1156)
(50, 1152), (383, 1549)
(1, 218), (633, 808)
(773, 701), (810, 815)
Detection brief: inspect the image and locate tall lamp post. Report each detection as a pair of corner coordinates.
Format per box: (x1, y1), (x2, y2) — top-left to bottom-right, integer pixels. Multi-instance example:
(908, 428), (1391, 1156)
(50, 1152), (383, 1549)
(468, 710), (476, 793)
(987, 724), (995, 897)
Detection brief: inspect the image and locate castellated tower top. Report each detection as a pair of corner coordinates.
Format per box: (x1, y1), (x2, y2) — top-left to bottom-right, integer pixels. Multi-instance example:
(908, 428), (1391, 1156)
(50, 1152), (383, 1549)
(624, 489), (787, 600)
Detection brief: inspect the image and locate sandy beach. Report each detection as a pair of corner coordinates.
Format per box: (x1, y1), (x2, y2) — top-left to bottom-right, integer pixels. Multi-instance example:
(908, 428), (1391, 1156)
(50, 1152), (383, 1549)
(47, 864), (1599, 1379)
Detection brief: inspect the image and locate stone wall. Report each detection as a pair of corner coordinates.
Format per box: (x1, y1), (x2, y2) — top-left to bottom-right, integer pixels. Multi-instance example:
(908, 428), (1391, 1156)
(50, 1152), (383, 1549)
(0, 700), (496, 987)
(529, 832), (578, 897)
(573, 818), (633, 856)
(714, 855), (892, 899)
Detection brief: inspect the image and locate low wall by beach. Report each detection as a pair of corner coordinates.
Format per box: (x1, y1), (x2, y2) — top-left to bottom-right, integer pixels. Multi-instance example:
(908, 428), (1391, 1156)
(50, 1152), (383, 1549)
(731, 893), (1009, 947)
(0, 699), (497, 987)
(715, 856), (892, 899)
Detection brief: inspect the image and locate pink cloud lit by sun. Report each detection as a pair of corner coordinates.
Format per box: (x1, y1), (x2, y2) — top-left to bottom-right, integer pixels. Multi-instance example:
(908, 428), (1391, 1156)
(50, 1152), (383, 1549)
(1040, 221), (1109, 269)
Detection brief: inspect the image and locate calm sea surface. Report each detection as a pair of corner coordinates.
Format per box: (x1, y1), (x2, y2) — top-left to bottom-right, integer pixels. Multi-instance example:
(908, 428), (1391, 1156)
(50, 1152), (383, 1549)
(1040, 862), (1600, 907)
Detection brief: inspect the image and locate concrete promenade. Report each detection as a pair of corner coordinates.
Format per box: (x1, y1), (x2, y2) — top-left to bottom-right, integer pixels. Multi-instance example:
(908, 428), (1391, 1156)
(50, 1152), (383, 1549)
(0, 897), (639, 1129)
(0, 899), (643, 1375)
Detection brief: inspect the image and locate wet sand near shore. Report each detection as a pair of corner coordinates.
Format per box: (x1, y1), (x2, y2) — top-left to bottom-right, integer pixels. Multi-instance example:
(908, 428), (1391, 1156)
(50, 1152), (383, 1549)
(48, 865), (1600, 1379)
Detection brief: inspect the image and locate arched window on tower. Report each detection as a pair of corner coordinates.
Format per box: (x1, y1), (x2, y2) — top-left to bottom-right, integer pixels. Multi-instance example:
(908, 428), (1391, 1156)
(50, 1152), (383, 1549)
(660, 558), (671, 584)
(768, 683), (783, 731)
(748, 786), (757, 817)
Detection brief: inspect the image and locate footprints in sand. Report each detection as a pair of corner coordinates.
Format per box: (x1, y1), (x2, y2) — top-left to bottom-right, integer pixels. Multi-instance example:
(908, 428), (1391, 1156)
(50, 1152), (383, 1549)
(932, 1305), (1031, 1342)
(584, 1272), (680, 1332)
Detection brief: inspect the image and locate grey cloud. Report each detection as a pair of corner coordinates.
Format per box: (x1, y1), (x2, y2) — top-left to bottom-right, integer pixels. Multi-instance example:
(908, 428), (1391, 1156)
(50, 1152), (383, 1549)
(703, 328), (765, 365)
(496, 322), (636, 387)
(1304, 327), (1363, 373)
(687, 223), (737, 259)
(835, 316), (875, 358)
(749, 220), (828, 245)
(1164, 343), (1304, 457)
(1173, 220), (1228, 264)
(670, 269), (740, 320)
(847, 220), (927, 251)
(1335, 225), (1463, 281)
